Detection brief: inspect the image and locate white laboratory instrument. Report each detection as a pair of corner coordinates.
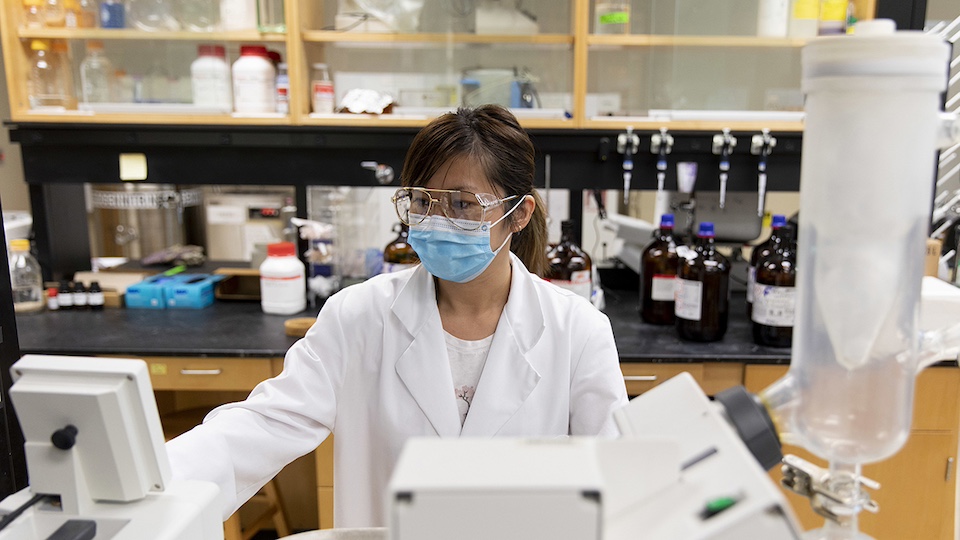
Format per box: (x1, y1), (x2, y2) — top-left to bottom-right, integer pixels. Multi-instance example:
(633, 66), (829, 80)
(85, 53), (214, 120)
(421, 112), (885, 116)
(757, 20), (960, 539)
(389, 373), (803, 540)
(0, 355), (223, 540)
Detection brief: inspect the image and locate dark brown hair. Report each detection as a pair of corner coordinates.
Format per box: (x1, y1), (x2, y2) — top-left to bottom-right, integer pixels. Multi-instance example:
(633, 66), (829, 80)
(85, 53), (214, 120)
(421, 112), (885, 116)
(400, 105), (549, 276)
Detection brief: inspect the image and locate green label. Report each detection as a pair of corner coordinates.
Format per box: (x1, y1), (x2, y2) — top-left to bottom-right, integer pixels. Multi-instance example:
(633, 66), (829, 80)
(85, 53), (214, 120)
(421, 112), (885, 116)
(599, 12), (630, 25)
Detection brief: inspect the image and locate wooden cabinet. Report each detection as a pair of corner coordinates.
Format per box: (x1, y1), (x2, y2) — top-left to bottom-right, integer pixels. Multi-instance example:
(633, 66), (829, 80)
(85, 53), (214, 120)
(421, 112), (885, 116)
(0, 0), (875, 131)
(745, 364), (959, 539)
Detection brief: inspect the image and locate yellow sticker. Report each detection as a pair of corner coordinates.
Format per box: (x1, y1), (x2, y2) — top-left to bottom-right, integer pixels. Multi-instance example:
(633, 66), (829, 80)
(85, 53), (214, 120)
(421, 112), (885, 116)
(150, 363), (168, 376)
(820, 0), (847, 21)
(119, 153), (148, 181)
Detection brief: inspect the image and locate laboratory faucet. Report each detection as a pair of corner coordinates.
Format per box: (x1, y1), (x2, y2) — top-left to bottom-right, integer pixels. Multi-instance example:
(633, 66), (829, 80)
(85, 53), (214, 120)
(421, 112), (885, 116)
(751, 129), (777, 217)
(650, 127), (674, 199)
(617, 127), (640, 206)
(712, 128), (737, 210)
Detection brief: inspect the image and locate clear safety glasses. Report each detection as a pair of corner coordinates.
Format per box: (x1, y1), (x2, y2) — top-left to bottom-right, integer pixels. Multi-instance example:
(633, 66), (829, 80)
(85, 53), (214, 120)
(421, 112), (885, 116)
(392, 187), (518, 231)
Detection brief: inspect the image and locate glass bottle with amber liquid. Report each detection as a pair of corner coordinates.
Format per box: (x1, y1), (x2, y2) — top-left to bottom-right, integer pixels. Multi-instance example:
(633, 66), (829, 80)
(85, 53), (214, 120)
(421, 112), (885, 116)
(382, 222), (419, 273)
(747, 214), (786, 318)
(640, 213), (679, 325)
(545, 220), (592, 302)
(752, 224), (796, 347)
(675, 222), (730, 342)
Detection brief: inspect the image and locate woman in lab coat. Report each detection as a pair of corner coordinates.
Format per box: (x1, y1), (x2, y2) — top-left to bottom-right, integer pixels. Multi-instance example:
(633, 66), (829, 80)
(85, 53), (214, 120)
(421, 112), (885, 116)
(167, 105), (629, 528)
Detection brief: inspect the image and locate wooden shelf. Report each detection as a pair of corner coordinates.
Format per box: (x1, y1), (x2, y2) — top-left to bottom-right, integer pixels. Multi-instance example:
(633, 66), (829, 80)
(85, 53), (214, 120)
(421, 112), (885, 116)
(587, 34), (808, 48)
(16, 28), (288, 42)
(10, 111), (294, 125)
(301, 31), (574, 46)
(298, 114), (574, 130)
(583, 118), (805, 132)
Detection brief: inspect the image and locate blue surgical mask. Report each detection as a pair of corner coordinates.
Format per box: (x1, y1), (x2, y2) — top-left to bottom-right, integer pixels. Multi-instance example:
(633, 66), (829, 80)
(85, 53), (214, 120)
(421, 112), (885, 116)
(408, 199), (523, 283)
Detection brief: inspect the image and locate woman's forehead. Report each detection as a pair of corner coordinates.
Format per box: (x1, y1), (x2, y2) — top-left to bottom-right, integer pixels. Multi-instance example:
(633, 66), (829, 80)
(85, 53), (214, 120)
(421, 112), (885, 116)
(425, 157), (497, 194)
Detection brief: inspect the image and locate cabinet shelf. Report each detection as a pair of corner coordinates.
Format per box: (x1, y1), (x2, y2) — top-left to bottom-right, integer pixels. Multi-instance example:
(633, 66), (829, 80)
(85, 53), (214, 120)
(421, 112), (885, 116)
(582, 117), (804, 132)
(587, 34), (808, 48)
(301, 30), (574, 46)
(12, 111), (293, 125)
(16, 27), (287, 42)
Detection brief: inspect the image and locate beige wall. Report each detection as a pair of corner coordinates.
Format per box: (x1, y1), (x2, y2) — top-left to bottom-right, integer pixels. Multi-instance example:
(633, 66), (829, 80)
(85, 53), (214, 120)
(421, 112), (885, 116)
(0, 47), (29, 212)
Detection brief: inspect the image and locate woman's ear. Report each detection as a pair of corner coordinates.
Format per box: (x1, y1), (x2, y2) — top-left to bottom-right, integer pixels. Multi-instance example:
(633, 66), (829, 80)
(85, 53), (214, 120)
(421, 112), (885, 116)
(514, 194), (536, 232)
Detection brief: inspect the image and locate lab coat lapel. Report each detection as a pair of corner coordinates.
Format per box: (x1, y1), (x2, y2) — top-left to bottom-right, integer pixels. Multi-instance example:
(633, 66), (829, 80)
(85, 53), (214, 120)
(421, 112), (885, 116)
(392, 266), (462, 438)
(461, 254), (545, 437)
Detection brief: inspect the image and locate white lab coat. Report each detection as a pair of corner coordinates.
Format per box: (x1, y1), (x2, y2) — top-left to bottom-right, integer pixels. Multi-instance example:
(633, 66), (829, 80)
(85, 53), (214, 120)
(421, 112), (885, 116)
(167, 252), (628, 528)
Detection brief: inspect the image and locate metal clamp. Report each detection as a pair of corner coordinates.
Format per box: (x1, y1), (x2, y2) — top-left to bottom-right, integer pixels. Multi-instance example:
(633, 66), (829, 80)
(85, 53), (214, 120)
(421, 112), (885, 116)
(781, 454), (880, 525)
(361, 161), (395, 185)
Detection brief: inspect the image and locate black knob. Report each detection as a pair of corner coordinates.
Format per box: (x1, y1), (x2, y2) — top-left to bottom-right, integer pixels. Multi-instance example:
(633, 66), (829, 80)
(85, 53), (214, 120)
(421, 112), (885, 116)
(51, 425), (78, 450)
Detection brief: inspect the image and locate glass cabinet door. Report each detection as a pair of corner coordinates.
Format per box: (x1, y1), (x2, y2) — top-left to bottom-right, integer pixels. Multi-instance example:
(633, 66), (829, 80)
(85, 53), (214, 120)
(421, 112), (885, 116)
(296, 0), (576, 127)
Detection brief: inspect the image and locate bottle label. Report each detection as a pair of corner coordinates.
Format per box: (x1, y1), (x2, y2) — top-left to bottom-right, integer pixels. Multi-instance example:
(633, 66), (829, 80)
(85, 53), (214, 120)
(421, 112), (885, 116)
(193, 71), (232, 107)
(599, 11), (629, 25)
(548, 270), (591, 301)
(89, 292), (105, 306)
(752, 284), (795, 327)
(650, 275), (676, 302)
(59, 293), (74, 307)
(674, 278), (702, 321)
(746, 266), (756, 303)
(792, 0), (818, 20)
(383, 262), (417, 274)
(276, 84), (289, 114)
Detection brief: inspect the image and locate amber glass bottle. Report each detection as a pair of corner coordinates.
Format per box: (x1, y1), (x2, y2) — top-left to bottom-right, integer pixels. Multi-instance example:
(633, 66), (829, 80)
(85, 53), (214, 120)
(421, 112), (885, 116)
(747, 214), (787, 318)
(545, 220), (593, 302)
(753, 224), (796, 347)
(675, 222), (730, 342)
(382, 223), (419, 273)
(640, 213), (679, 325)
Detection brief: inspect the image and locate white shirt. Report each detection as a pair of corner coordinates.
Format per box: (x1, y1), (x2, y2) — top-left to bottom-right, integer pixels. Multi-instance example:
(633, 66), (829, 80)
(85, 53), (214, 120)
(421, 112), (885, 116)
(445, 331), (493, 427)
(167, 253), (629, 528)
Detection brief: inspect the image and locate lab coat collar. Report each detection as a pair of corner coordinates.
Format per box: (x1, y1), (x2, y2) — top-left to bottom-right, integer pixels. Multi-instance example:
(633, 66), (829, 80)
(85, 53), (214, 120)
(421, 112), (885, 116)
(391, 253), (545, 437)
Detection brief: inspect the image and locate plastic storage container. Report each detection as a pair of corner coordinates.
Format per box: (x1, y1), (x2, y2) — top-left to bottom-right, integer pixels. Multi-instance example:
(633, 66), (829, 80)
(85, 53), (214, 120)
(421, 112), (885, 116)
(233, 45), (276, 113)
(191, 44), (232, 109)
(260, 241), (306, 315)
(9, 239), (43, 313)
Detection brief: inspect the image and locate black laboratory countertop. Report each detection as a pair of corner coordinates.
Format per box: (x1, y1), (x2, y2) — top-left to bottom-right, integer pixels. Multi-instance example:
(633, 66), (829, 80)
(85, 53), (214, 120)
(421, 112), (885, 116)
(15, 287), (792, 364)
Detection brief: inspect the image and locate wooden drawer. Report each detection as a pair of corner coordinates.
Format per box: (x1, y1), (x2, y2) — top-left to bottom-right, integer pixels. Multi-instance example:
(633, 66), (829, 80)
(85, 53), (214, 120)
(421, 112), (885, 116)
(620, 362), (744, 397)
(745, 365), (960, 432)
(139, 356), (279, 391)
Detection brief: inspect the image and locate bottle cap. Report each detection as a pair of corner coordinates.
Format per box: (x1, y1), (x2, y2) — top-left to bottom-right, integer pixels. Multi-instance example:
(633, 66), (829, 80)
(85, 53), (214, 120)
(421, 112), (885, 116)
(660, 213), (674, 228)
(267, 50), (282, 64)
(10, 239), (30, 251)
(240, 45), (270, 58)
(30, 40), (49, 51)
(771, 215), (787, 228)
(267, 242), (297, 257)
(198, 44), (226, 58)
(47, 287), (58, 297)
(86, 40), (105, 51)
(697, 222), (715, 238)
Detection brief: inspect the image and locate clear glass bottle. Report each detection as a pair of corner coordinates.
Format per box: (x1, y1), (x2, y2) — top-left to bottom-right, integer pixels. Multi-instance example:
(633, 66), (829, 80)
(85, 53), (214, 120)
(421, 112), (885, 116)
(176, 0), (218, 31)
(127, 0), (180, 31)
(50, 40), (77, 109)
(256, 0), (284, 32)
(9, 239), (44, 313)
(310, 62), (334, 114)
(80, 40), (115, 103)
(752, 224), (797, 348)
(28, 39), (73, 109)
(382, 223), (419, 274)
(675, 222), (730, 342)
(99, 0), (125, 28)
(77, 0), (98, 27)
(747, 214), (786, 318)
(43, 0), (66, 27)
(545, 220), (593, 302)
(23, 0), (45, 28)
(640, 213), (679, 325)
